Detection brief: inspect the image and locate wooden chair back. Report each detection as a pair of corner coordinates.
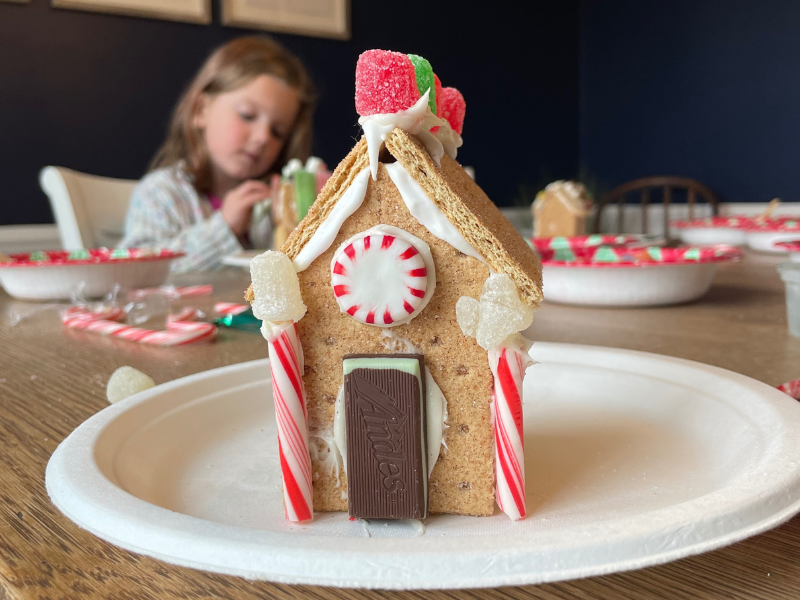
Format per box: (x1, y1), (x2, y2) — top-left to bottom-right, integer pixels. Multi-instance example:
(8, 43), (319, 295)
(593, 176), (719, 237)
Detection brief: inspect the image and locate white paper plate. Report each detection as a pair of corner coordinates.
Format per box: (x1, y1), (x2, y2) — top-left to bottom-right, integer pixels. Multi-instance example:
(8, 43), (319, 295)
(46, 344), (800, 589)
(222, 250), (263, 269)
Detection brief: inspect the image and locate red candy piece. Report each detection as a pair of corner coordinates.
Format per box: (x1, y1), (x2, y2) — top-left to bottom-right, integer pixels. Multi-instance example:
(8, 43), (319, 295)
(355, 50), (420, 116)
(439, 87), (466, 134)
(434, 74), (443, 114)
(431, 74), (445, 132)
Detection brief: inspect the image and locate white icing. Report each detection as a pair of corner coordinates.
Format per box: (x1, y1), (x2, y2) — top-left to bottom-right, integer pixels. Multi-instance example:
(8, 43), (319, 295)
(424, 367), (447, 475)
(282, 157), (304, 178)
(308, 434), (342, 488)
(384, 162), (486, 264)
(330, 225), (436, 328)
(434, 121), (463, 159)
(380, 329), (420, 353)
(293, 168), (370, 272)
(359, 90), (452, 179)
(333, 366), (447, 479)
(333, 384), (346, 470)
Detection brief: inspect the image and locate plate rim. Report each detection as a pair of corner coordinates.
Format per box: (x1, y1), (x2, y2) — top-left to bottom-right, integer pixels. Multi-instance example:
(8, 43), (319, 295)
(45, 343), (800, 589)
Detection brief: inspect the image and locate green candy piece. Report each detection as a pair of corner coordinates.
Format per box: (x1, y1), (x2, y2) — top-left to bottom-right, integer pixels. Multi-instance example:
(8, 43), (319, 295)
(110, 248), (130, 259)
(294, 170), (316, 221)
(587, 234), (604, 247)
(647, 247), (663, 262)
(68, 249), (90, 261)
(407, 54), (437, 114)
(593, 246), (620, 263)
(29, 251), (48, 262)
(214, 309), (261, 332)
(550, 236), (570, 249)
(683, 248), (701, 261)
(554, 248), (576, 262)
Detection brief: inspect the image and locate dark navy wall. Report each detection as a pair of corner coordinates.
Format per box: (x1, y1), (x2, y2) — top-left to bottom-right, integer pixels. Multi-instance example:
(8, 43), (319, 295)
(0, 0), (579, 225)
(580, 0), (800, 202)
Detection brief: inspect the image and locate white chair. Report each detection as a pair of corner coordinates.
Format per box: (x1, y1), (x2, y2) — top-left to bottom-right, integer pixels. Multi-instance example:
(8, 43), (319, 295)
(40, 166), (138, 250)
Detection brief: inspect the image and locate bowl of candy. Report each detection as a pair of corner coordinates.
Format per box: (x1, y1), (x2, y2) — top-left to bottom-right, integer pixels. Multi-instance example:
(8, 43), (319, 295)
(776, 240), (800, 263)
(528, 233), (663, 253)
(746, 218), (800, 253)
(671, 216), (752, 246)
(0, 248), (184, 301)
(537, 245), (742, 307)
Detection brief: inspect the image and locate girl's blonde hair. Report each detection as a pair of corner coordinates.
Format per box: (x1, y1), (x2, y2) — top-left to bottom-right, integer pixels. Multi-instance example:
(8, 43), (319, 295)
(151, 36), (316, 193)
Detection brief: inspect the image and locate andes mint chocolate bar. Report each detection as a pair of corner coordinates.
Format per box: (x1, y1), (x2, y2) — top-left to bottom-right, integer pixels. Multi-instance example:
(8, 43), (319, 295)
(343, 354), (428, 519)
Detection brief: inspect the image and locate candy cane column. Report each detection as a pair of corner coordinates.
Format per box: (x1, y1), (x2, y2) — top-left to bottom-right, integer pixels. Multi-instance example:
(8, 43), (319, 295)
(264, 321), (313, 522)
(249, 250), (312, 523)
(489, 336), (533, 521)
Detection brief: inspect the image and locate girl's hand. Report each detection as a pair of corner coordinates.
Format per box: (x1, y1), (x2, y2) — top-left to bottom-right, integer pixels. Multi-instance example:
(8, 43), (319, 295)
(221, 180), (271, 236)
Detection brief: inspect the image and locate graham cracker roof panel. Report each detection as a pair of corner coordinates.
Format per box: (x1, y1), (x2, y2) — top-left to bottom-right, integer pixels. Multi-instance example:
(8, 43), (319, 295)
(384, 129), (543, 305)
(272, 128), (543, 307)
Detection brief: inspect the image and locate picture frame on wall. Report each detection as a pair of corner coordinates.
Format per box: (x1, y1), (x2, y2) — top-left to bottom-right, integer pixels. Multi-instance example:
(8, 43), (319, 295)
(51, 0), (211, 24)
(221, 0), (350, 40)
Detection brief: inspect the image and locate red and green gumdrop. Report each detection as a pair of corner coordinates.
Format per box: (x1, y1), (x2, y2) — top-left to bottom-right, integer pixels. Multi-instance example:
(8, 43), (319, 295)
(439, 87), (466, 134)
(355, 50), (420, 116)
(407, 54), (437, 114)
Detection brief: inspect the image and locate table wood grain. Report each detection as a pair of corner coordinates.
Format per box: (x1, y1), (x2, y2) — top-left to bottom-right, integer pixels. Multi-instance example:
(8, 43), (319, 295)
(1, 254), (799, 599)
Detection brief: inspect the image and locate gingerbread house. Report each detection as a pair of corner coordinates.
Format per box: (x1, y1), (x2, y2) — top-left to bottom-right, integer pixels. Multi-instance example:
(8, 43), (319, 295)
(247, 50), (542, 523)
(532, 180), (593, 238)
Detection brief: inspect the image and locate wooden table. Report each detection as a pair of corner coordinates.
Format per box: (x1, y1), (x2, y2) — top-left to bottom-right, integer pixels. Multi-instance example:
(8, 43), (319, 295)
(1, 253), (799, 599)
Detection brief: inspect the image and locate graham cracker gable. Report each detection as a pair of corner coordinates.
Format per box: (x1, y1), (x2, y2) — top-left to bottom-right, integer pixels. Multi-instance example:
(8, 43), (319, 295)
(279, 128), (543, 306)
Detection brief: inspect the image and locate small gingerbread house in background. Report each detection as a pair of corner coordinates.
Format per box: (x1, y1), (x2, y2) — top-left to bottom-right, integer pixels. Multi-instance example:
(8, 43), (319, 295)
(532, 180), (594, 238)
(271, 157), (332, 249)
(247, 50), (542, 524)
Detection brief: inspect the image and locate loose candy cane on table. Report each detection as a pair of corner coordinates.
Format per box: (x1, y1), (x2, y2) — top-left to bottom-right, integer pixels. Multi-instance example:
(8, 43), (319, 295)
(128, 285), (213, 300)
(63, 308), (216, 346)
(166, 306), (204, 324)
(214, 302), (250, 316)
(264, 321), (313, 522)
(489, 338), (533, 521)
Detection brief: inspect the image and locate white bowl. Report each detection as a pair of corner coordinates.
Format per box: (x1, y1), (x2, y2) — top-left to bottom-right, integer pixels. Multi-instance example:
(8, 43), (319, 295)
(0, 248), (183, 301)
(544, 263), (720, 307)
(745, 218), (800, 253)
(746, 231), (800, 253)
(537, 245), (741, 307)
(678, 228), (747, 246)
(672, 217), (751, 246)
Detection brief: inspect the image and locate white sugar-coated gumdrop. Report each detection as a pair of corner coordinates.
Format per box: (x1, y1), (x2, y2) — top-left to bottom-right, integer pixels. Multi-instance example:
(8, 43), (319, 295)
(458, 274), (535, 350)
(107, 366), (155, 404)
(250, 251), (307, 324)
(455, 296), (480, 338)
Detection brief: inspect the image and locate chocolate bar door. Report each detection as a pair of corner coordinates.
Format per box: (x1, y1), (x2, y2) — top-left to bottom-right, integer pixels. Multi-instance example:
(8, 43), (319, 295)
(343, 355), (428, 519)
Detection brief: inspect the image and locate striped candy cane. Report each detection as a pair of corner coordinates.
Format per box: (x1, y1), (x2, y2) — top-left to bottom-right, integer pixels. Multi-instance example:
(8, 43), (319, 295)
(214, 302), (250, 316)
(129, 285), (213, 300)
(167, 306), (204, 324)
(63, 311), (217, 346)
(264, 321), (313, 522)
(489, 337), (533, 521)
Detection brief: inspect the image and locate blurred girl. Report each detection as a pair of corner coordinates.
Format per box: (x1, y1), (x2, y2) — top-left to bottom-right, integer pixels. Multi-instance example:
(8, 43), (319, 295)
(121, 36), (315, 271)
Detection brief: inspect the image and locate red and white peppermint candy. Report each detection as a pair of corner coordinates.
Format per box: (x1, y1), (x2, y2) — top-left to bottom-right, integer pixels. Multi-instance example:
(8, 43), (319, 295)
(331, 229), (430, 326)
